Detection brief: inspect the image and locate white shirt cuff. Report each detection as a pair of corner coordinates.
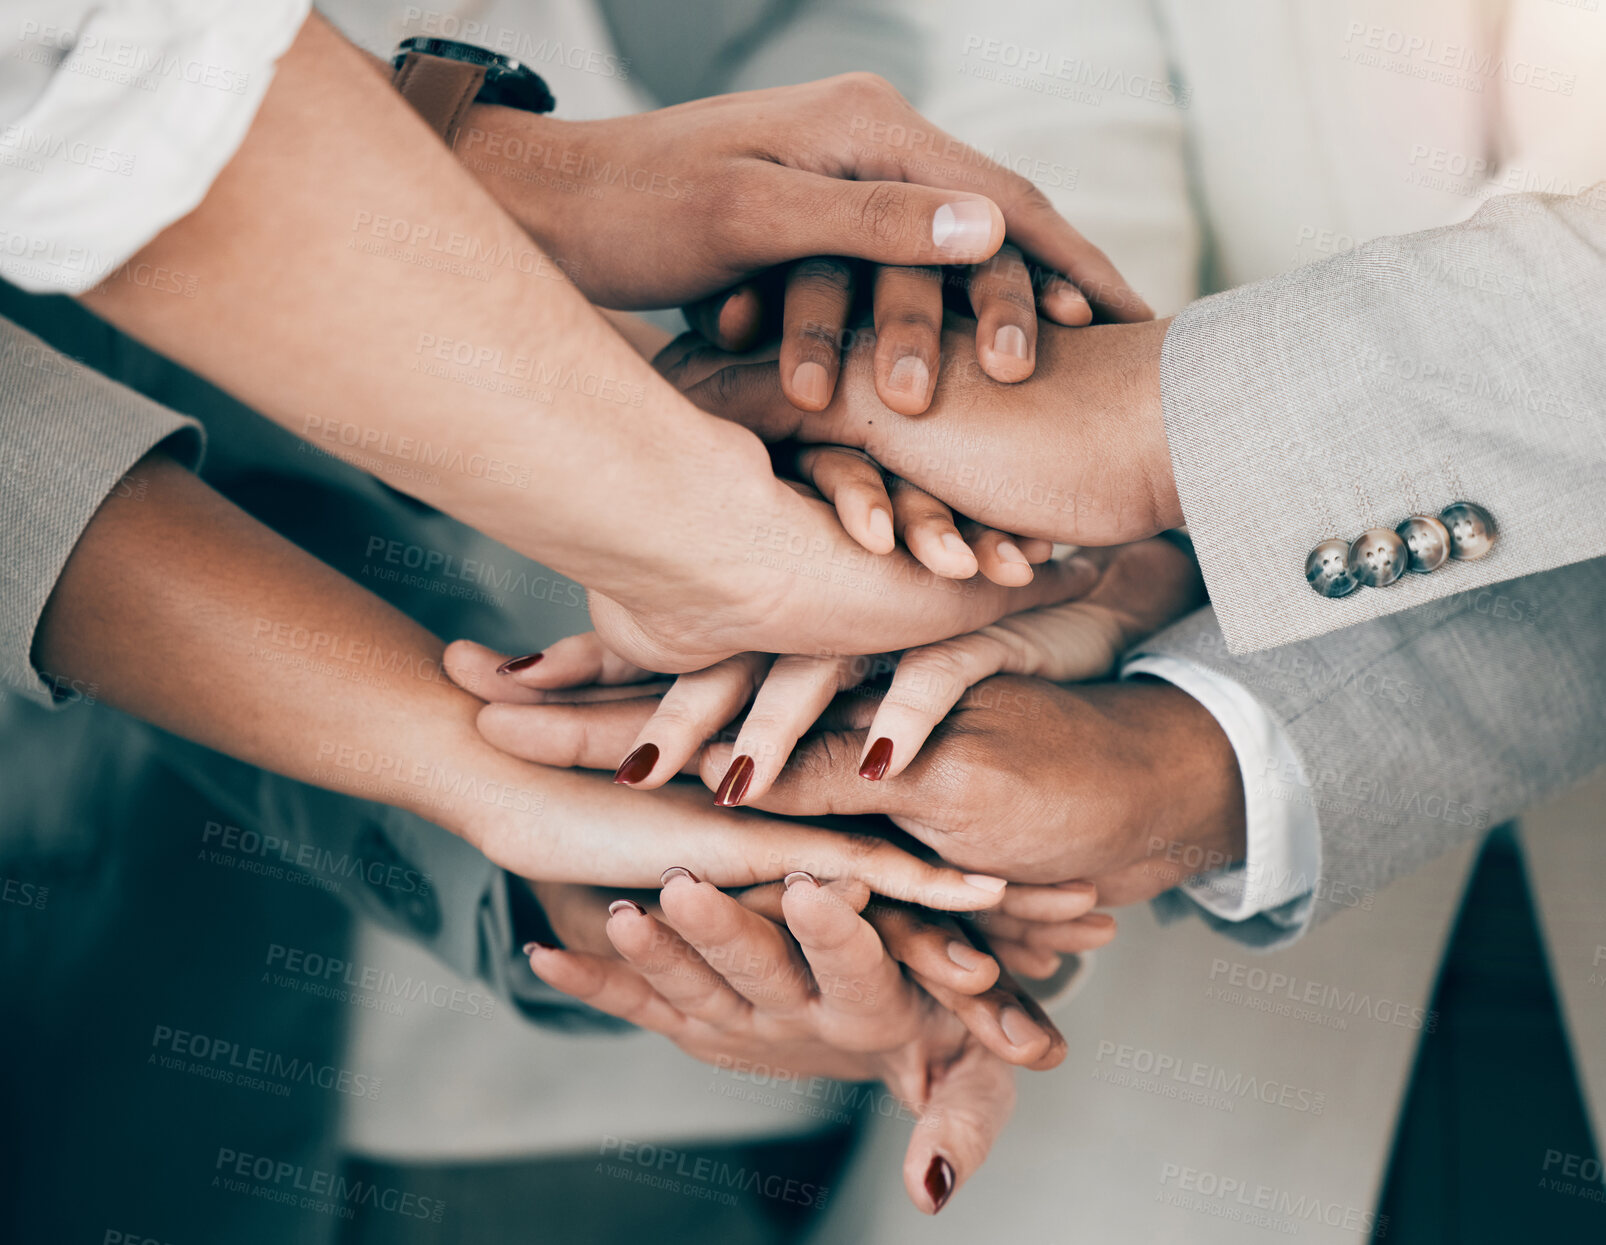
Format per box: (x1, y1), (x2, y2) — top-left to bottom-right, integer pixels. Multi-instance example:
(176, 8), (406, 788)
(1121, 653), (1320, 924)
(0, 1), (311, 294)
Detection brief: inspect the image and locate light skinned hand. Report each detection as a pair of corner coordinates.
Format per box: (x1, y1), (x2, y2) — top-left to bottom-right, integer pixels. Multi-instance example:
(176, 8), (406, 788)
(451, 537), (1201, 804)
(525, 868), (1062, 1213)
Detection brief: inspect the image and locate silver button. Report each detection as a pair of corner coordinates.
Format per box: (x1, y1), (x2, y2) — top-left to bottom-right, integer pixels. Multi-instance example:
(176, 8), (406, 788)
(1395, 514), (1450, 573)
(1348, 527), (1408, 588)
(1440, 501), (1497, 560)
(1307, 538), (1359, 597)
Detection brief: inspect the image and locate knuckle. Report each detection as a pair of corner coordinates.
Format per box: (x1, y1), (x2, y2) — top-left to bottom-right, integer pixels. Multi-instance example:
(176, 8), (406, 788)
(855, 182), (914, 249)
(837, 70), (900, 106)
(791, 258), (854, 296)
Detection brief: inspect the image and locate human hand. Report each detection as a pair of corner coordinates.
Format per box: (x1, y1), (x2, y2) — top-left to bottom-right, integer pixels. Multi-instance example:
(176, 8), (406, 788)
(464, 671), (1245, 906)
(532, 871), (1101, 1034)
(525, 868), (1062, 1212)
(463, 73), (1150, 407)
(462, 538), (1201, 803)
(661, 314), (1182, 547)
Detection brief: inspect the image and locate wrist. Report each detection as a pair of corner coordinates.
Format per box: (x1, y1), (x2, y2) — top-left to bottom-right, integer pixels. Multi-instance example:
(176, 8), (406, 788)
(1094, 680), (1246, 877)
(1134, 317), (1183, 533)
(452, 105), (580, 252)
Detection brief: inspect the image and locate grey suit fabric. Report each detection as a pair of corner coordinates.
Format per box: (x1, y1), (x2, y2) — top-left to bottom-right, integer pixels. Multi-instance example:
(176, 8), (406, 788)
(0, 324), (202, 706)
(1139, 557), (1606, 948)
(1162, 184), (1606, 654)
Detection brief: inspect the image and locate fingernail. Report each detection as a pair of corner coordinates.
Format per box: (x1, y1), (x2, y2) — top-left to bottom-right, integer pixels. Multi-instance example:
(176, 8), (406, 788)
(946, 940), (989, 971)
(868, 507), (894, 550)
(613, 743), (659, 785)
(497, 652), (543, 675)
(924, 1155), (955, 1213)
(931, 199), (995, 256)
(660, 866), (699, 886)
(993, 324), (1029, 359)
(886, 354), (930, 396)
(995, 539), (1030, 566)
(792, 360), (830, 408)
(522, 940), (556, 955)
(999, 1005), (1041, 1047)
(608, 899), (645, 918)
(940, 531), (971, 559)
(714, 755), (755, 807)
(784, 870), (817, 890)
(963, 873), (1008, 893)
(859, 737), (894, 781)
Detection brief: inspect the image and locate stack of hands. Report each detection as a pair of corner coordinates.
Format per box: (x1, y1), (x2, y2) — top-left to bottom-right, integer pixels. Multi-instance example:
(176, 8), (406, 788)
(429, 238), (1237, 1212)
(55, 21), (1253, 1216)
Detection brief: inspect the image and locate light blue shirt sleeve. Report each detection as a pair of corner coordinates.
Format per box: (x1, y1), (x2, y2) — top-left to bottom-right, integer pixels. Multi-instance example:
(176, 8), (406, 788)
(1121, 652), (1319, 929)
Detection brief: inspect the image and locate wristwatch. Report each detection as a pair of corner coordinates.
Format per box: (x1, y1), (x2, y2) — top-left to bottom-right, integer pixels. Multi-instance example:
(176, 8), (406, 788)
(390, 36), (556, 147)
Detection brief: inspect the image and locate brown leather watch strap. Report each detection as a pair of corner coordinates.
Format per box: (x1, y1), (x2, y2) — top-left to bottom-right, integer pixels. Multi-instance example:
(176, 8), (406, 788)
(392, 51), (487, 147)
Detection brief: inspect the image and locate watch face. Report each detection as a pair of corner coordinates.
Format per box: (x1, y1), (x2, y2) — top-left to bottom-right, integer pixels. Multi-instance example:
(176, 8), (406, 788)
(395, 36), (516, 73)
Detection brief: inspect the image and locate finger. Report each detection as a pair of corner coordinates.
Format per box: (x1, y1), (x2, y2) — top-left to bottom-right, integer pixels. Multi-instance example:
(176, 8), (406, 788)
(1016, 536), (1056, 563)
(716, 654), (860, 806)
(737, 876), (872, 924)
(889, 477), (978, 580)
(747, 169), (1004, 268)
(1037, 273), (1092, 327)
(707, 781), (1010, 911)
(967, 243), (1037, 383)
(780, 258), (855, 410)
(998, 879), (1098, 923)
(961, 523), (1035, 588)
(445, 633), (657, 706)
(604, 897), (751, 1029)
(782, 872), (921, 1044)
(870, 264), (942, 414)
(978, 185), (1152, 322)
(902, 1041), (1016, 1215)
(524, 944), (688, 1036)
(857, 631), (1016, 782)
(863, 901), (1000, 996)
(1022, 912), (1117, 953)
(657, 870), (814, 1013)
(913, 970), (1063, 1069)
(996, 944), (1061, 979)
(683, 282), (766, 352)
(796, 446), (894, 554)
(476, 696), (666, 772)
(616, 652), (773, 788)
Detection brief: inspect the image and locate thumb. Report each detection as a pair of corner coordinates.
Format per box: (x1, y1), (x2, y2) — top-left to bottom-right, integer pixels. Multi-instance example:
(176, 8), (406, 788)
(757, 169), (1005, 267)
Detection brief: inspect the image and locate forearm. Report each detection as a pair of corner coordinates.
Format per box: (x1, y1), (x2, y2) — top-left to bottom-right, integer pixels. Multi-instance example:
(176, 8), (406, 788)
(33, 453), (549, 847)
(78, 12), (767, 601)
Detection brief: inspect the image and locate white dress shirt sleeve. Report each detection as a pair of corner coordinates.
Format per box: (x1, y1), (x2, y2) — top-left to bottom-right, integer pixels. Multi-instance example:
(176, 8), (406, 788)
(0, 1), (311, 295)
(1122, 652), (1320, 928)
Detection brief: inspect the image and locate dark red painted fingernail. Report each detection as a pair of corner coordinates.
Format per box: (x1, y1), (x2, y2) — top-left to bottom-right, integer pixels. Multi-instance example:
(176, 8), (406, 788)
(714, 755), (754, 807)
(608, 899), (646, 917)
(522, 941), (557, 955)
(859, 737), (894, 781)
(497, 652), (544, 675)
(660, 866), (699, 886)
(924, 1155), (955, 1212)
(613, 743), (659, 785)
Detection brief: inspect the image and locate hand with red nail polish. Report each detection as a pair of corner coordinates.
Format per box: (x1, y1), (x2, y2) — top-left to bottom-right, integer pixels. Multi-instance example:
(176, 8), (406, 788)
(452, 539), (1200, 806)
(524, 869), (1044, 1215)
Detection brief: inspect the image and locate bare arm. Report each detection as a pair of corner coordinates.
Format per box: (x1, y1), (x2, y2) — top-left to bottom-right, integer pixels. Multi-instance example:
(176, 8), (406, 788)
(32, 452), (1012, 909)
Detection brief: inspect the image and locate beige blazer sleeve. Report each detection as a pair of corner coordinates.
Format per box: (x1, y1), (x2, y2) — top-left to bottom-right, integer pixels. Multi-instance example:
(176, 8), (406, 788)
(1163, 184), (1606, 653)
